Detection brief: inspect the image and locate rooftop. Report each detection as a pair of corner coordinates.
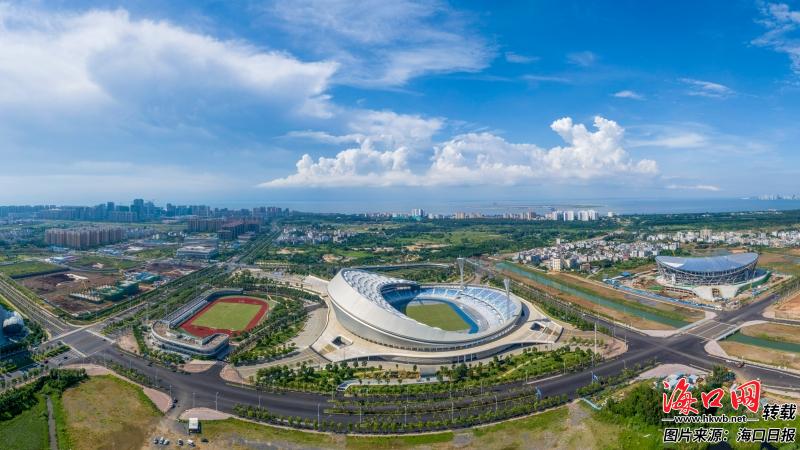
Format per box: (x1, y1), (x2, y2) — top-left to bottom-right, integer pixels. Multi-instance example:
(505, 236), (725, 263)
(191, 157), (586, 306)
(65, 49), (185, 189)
(656, 252), (758, 272)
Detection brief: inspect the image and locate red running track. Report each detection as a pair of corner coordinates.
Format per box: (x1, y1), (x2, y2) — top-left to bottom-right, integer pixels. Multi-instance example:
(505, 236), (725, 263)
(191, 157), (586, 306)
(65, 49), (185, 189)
(180, 296), (269, 338)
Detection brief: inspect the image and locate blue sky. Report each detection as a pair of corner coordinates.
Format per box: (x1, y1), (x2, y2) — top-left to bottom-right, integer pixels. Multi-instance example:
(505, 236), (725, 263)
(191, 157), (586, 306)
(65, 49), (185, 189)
(2, 0), (800, 209)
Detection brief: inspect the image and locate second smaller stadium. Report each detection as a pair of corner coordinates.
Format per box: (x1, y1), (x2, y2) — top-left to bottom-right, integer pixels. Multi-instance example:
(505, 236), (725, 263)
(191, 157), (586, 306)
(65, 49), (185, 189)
(180, 295), (270, 338)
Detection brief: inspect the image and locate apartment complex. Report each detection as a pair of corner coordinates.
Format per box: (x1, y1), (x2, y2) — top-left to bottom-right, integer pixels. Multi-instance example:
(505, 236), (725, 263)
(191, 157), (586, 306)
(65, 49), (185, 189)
(44, 227), (125, 249)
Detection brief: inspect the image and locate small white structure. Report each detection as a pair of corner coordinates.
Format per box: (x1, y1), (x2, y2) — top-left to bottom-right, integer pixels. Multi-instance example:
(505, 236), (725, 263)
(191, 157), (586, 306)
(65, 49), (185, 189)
(188, 417), (200, 433)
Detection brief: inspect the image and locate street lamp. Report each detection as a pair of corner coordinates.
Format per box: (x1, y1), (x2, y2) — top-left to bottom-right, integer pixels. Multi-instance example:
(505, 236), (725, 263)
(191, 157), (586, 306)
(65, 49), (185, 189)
(215, 392), (219, 411)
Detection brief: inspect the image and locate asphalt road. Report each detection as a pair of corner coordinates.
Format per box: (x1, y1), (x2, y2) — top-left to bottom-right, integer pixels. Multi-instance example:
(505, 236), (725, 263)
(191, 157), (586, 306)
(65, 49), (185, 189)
(0, 276), (74, 336)
(46, 278), (797, 425)
(8, 260), (798, 426)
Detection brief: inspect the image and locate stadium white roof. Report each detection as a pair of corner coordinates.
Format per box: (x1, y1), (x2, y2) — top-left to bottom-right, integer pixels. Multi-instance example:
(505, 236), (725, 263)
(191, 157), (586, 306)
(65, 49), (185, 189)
(328, 269), (521, 346)
(655, 252), (757, 272)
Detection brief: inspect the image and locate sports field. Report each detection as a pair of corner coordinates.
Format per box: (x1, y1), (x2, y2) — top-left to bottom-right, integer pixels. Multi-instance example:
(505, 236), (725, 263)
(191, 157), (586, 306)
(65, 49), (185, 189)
(405, 302), (470, 332)
(180, 295), (270, 337)
(191, 302), (260, 330)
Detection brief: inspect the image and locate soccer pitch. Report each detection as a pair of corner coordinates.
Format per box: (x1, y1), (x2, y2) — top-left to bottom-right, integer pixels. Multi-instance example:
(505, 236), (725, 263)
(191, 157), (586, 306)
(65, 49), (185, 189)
(405, 302), (470, 332)
(190, 302), (262, 331)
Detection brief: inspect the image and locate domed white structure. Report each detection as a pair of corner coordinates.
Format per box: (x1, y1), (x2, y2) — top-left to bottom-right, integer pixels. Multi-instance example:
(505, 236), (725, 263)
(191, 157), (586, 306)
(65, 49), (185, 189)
(2, 310), (24, 335)
(655, 253), (767, 301)
(327, 269), (523, 351)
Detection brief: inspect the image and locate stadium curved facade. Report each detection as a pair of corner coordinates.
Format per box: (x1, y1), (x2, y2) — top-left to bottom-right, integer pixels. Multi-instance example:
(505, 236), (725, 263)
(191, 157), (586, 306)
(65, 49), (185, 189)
(654, 253), (766, 301)
(655, 253), (758, 286)
(327, 269), (523, 351)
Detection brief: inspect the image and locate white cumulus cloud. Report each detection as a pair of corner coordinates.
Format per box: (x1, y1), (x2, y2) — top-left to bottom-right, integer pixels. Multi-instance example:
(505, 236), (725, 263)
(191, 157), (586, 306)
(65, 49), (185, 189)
(0, 4), (338, 116)
(261, 116), (658, 188)
(287, 110), (444, 150)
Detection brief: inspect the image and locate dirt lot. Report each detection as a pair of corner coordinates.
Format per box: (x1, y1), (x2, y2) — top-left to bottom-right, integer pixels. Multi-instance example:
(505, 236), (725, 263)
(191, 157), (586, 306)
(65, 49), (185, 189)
(143, 261), (199, 279)
(20, 270), (122, 315)
(118, 331), (141, 355)
(773, 291), (800, 320)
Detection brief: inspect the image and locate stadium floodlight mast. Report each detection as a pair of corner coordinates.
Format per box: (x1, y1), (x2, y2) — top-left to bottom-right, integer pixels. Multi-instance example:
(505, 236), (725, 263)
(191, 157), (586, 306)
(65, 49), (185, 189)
(457, 257), (465, 288)
(503, 277), (511, 318)
(593, 321), (597, 367)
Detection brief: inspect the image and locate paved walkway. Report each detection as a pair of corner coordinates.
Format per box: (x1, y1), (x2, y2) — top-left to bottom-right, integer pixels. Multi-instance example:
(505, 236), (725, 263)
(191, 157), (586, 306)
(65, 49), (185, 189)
(46, 396), (57, 450)
(179, 407), (232, 421)
(233, 305), (330, 380)
(635, 363), (707, 381)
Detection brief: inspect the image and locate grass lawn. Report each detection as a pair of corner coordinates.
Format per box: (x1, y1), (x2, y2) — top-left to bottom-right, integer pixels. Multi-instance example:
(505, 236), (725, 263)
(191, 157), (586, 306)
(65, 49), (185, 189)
(405, 302), (470, 331)
(740, 322), (800, 345)
(72, 255), (141, 270)
(0, 394), (50, 450)
(757, 251), (800, 276)
(57, 375), (162, 450)
(0, 260), (63, 278)
(720, 339), (800, 371)
(132, 246), (177, 260)
(182, 403), (663, 449)
(191, 302), (262, 331)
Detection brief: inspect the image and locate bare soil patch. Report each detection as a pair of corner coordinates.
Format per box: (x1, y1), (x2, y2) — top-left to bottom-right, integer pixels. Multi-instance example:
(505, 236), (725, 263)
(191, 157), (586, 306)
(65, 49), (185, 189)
(20, 270), (123, 314)
(773, 291), (800, 320)
(719, 341), (800, 370)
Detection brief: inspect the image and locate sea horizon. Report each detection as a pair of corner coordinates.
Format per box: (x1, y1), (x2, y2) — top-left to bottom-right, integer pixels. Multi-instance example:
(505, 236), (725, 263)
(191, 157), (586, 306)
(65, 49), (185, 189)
(215, 197), (800, 216)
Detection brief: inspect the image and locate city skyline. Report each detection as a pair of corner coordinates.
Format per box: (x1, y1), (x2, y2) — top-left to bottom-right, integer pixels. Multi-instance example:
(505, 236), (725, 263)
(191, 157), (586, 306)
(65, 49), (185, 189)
(3, 1), (800, 205)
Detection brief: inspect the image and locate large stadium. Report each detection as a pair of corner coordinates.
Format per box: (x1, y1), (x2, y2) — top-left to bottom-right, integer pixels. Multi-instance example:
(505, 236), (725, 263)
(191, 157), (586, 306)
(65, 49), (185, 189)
(315, 268), (562, 363)
(655, 253), (767, 301)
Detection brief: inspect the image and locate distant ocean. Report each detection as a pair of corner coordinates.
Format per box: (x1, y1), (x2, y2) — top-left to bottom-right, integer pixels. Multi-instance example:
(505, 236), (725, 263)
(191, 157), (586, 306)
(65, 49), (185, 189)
(242, 198), (800, 216)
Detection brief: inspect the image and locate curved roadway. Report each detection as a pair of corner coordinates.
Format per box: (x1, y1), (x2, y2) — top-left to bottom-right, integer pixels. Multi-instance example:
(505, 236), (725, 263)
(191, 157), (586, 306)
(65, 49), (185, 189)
(8, 267), (800, 425)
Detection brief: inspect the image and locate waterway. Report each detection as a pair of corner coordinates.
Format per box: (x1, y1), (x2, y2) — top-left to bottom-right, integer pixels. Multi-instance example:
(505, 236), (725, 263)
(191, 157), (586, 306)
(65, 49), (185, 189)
(496, 262), (689, 328)
(724, 331), (800, 353)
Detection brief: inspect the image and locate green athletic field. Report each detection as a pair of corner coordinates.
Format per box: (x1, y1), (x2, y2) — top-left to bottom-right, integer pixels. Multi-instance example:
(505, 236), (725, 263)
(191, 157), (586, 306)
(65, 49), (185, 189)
(189, 302), (262, 331)
(405, 303), (470, 331)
